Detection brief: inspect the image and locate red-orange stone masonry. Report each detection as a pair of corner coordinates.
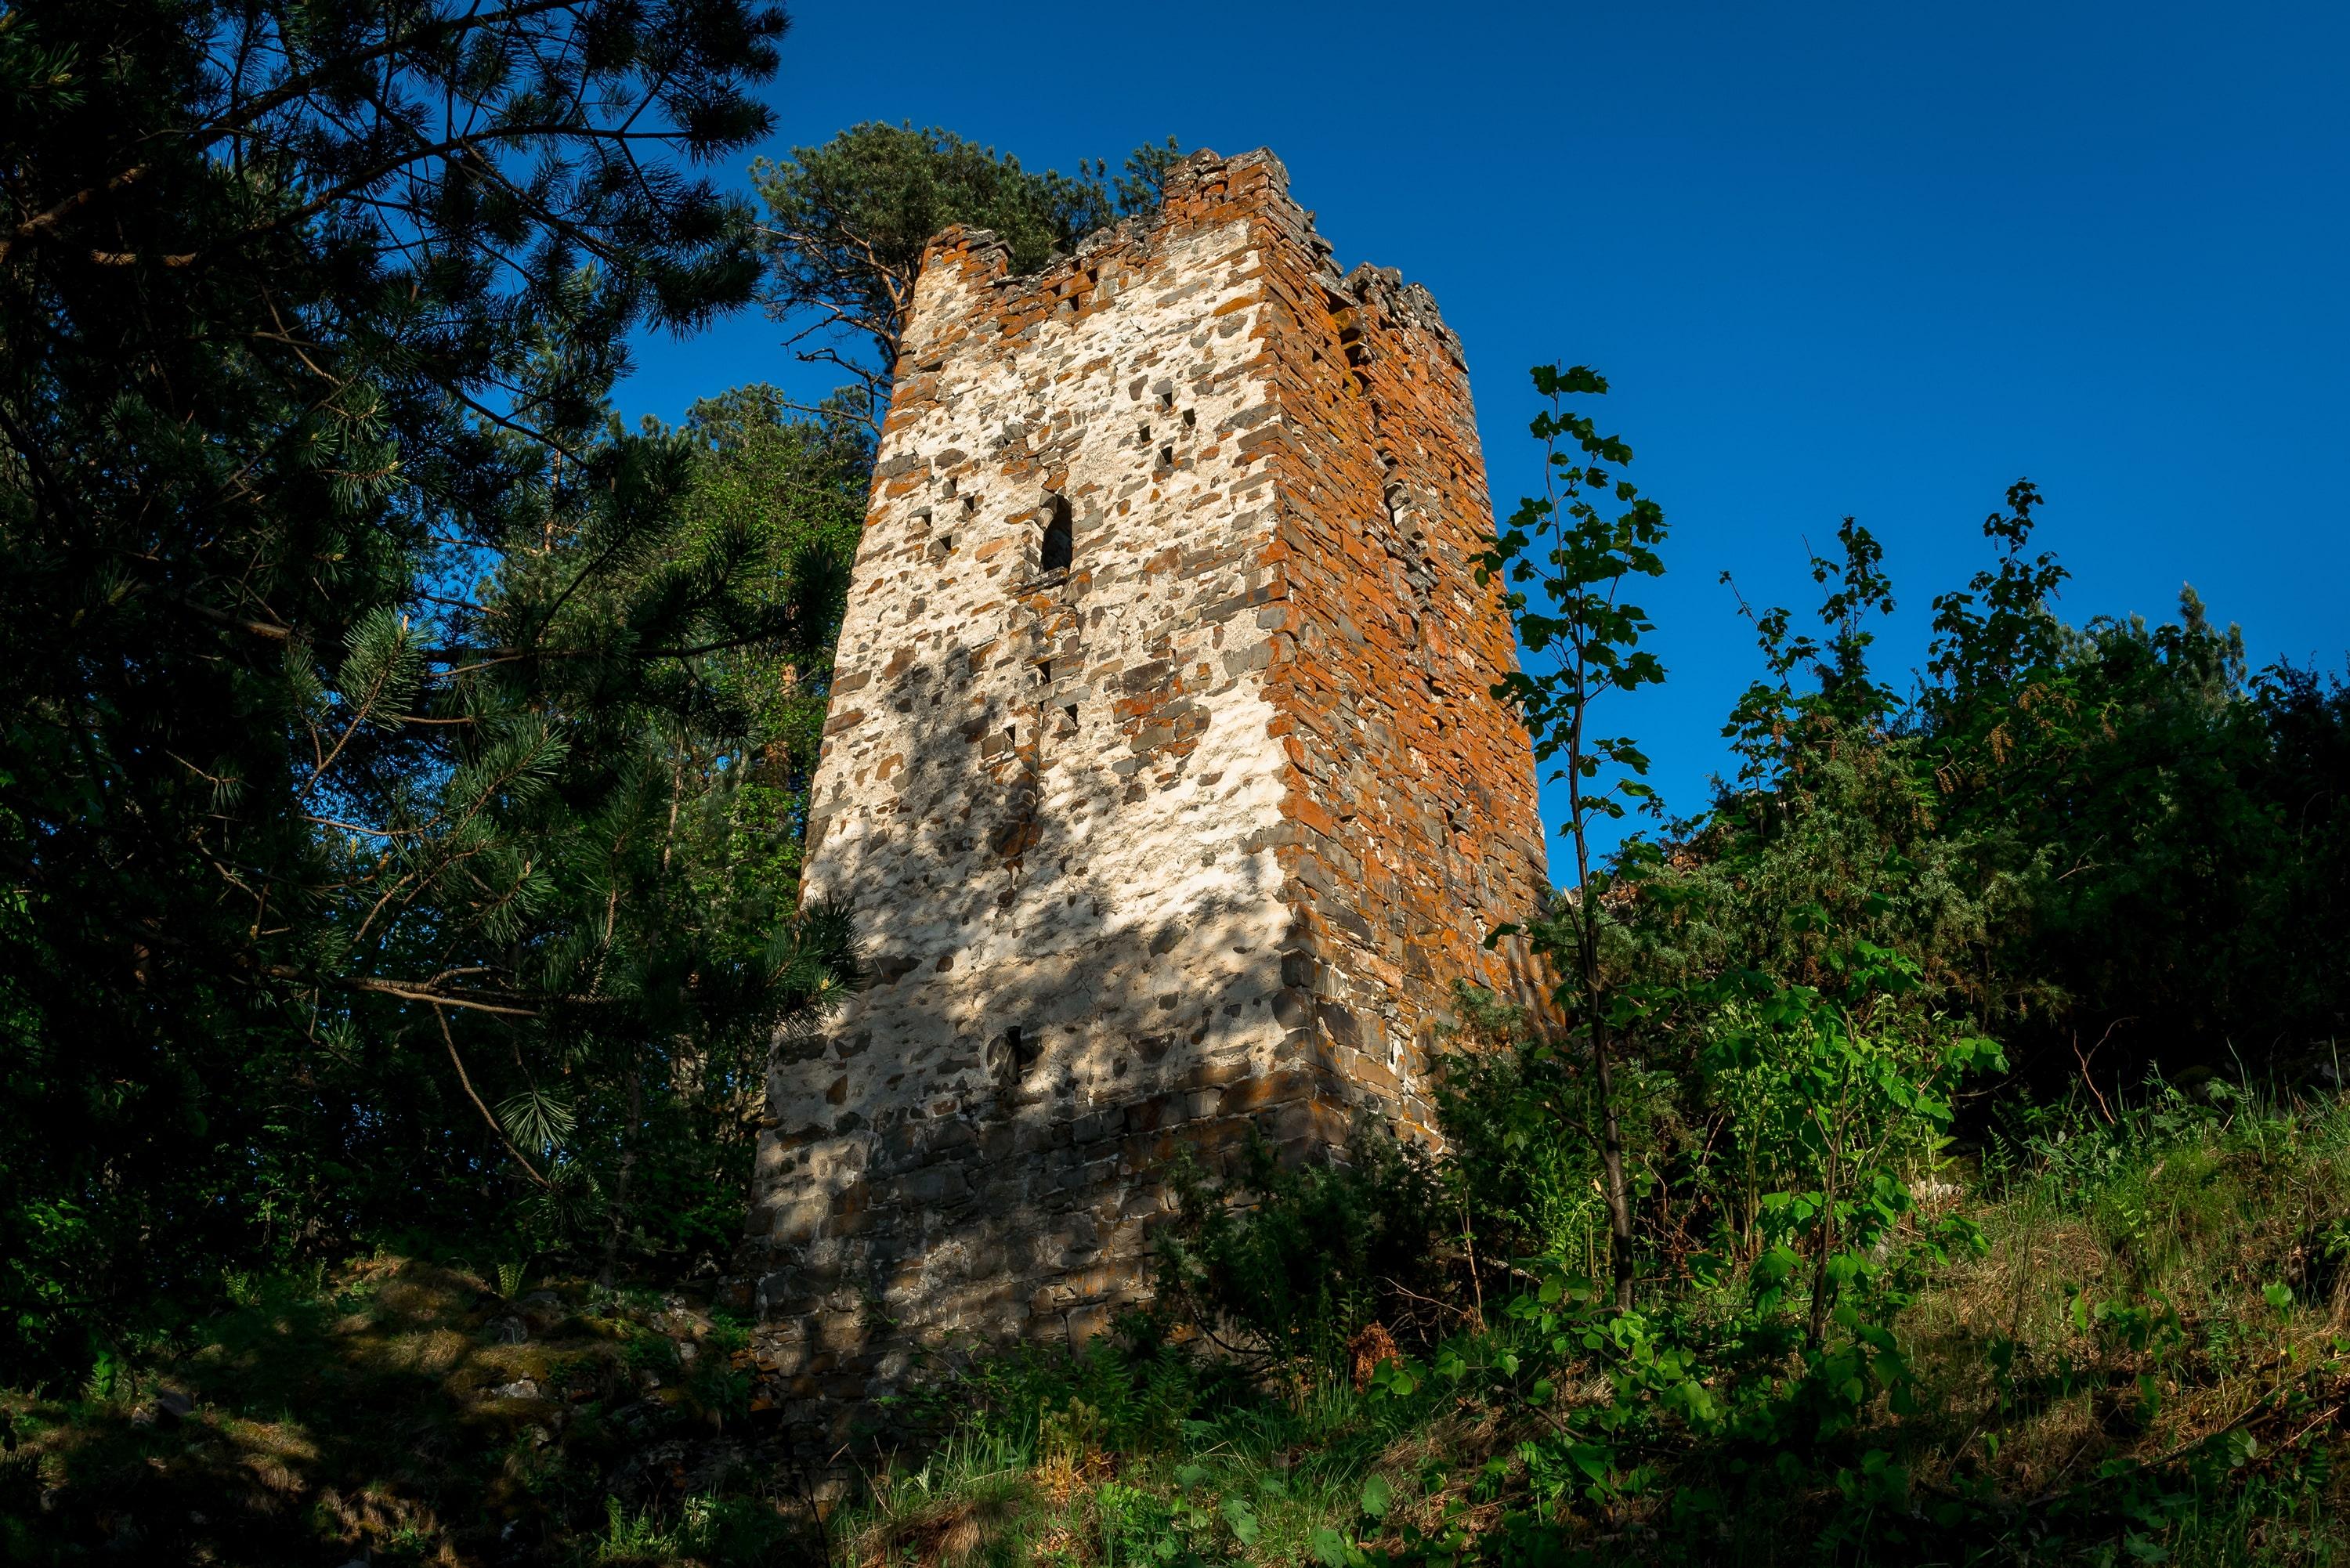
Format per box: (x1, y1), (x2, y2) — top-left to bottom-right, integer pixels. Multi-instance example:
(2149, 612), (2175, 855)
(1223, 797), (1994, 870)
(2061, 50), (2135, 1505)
(741, 149), (1548, 1450)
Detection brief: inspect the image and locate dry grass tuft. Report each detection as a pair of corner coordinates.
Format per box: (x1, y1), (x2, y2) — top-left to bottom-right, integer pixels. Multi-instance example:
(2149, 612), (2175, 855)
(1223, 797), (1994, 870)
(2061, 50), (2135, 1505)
(1347, 1321), (1401, 1389)
(850, 1478), (1032, 1567)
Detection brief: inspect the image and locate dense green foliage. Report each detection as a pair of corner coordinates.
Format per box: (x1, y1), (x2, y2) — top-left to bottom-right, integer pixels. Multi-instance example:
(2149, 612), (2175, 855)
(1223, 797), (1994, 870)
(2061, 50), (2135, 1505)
(1469, 367), (2347, 1304)
(811, 1087), (2350, 1568)
(0, 0), (868, 1378)
(1154, 1132), (1451, 1374)
(8, 1086), (2348, 1564)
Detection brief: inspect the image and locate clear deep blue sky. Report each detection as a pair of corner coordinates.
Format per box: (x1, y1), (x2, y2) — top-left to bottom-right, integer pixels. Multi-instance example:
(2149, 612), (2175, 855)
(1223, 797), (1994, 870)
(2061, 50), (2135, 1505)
(619, 2), (2350, 872)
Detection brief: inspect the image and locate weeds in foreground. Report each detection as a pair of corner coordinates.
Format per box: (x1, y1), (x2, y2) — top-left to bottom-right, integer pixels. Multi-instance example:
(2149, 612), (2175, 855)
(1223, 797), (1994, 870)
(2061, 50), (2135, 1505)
(830, 1088), (2350, 1566)
(3, 1092), (2341, 1565)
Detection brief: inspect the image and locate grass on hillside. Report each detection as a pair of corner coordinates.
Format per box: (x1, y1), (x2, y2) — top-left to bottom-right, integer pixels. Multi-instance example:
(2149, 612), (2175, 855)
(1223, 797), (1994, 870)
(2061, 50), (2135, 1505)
(836, 1088), (2350, 1567)
(5, 1086), (2348, 1566)
(0, 1255), (815, 1564)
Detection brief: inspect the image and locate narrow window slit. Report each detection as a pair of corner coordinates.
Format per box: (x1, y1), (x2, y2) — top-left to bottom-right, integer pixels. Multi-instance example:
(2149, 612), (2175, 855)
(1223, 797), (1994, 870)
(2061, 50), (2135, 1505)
(1039, 493), (1074, 573)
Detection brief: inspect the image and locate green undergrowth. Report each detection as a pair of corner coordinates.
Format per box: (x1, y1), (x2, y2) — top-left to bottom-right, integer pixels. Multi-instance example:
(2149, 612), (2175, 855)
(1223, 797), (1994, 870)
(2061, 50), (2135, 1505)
(6, 1091), (2348, 1565)
(0, 1255), (812, 1565)
(836, 1091), (2350, 1567)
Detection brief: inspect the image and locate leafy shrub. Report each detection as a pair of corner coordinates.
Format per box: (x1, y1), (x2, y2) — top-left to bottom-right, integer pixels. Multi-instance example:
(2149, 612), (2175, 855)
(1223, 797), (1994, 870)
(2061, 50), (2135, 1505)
(1152, 1128), (1452, 1370)
(1434, 985), (1683, 1283)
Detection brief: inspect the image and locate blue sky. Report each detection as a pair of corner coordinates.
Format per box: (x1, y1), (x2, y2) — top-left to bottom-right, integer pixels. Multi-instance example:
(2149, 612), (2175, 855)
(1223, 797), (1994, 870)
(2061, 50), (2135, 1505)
(620, 2), (2350, 869)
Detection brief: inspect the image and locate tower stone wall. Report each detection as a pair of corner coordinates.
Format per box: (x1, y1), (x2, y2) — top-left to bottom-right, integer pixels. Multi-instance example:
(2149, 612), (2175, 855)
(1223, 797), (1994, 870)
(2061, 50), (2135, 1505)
(743, 150), (1548, 1441)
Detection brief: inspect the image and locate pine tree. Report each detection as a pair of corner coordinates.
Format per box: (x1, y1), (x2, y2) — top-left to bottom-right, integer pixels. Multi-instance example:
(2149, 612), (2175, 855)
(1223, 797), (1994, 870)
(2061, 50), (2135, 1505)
(0, 0), (855, 1374)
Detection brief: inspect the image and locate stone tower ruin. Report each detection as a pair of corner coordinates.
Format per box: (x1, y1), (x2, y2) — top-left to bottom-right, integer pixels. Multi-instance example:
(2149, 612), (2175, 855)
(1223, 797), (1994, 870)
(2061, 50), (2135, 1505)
(743, 149), (1548, 1436)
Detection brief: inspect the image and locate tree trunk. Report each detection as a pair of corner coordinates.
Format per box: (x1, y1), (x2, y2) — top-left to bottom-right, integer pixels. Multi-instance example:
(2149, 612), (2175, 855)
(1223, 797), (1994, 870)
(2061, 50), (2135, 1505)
(1582, 892), (1636, 1313)
(1806, 1198), (1838, 1349)
(1591, 1015), (1638, 1313)
(599, 1055), (642, 1290)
